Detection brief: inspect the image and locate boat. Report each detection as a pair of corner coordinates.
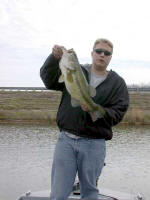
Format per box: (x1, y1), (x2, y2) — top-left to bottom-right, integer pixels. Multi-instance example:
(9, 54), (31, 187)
(17, 185), (143, 200)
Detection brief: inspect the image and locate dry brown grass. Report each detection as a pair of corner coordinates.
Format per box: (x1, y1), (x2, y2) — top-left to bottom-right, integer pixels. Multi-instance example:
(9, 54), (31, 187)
(0, 90), (150, 125)
(123, 108), (143, 125)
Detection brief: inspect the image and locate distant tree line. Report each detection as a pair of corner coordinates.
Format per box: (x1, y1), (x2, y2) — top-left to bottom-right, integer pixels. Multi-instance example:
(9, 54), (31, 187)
(0, 85), (150, 91)
(128, 83), (150, 88)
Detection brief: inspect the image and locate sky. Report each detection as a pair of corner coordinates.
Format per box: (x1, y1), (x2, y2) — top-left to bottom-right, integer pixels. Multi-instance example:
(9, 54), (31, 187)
(0, 0), (150, 87)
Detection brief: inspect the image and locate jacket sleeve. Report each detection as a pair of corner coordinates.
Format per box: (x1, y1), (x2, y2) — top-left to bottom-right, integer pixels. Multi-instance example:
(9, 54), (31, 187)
(40, 54), (64, 91)
(102, 79), (129, 126)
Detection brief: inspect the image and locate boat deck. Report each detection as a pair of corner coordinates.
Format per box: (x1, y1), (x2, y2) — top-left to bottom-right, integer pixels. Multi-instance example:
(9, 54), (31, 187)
(17, 188), (139, 200)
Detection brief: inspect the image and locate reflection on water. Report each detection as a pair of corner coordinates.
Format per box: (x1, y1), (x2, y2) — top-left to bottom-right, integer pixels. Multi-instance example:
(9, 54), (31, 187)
(0, 124), (150, 200)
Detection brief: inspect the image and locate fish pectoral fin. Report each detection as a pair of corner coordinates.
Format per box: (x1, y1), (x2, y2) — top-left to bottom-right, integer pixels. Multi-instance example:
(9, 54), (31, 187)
(88, 85), (96, 97)
(71, 98), (80, 107)
(58, 74), (64, 83)
(66, 73), (73, 83)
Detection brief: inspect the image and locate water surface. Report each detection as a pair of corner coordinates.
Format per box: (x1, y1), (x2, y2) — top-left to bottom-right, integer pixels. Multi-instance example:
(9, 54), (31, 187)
(0, 124), (150, 200)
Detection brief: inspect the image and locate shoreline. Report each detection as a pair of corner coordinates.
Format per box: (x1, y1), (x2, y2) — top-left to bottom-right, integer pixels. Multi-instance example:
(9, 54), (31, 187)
(0, 90), (150, 125)
(0, 119), (150, 126)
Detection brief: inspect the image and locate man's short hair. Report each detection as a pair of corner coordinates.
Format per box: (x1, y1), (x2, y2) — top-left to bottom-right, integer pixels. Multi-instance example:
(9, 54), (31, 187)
(93, 38), (113, 52)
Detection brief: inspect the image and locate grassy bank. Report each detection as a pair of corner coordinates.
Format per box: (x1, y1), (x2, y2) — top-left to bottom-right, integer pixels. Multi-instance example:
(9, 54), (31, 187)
(0, 90), (150, 125)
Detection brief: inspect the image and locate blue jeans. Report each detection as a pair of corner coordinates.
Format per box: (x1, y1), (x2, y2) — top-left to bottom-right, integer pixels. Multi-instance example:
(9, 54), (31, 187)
(50, 131), (106, 200)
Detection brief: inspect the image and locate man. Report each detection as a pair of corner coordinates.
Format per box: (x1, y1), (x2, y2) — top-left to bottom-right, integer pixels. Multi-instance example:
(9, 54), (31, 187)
(40, 38), (129, 200)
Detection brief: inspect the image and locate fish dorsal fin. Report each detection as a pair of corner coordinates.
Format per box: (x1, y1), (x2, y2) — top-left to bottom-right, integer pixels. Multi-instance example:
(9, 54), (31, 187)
(71, 98), (80, 107)
(58, 74), (64, 83)
(88, 85), (96, 97)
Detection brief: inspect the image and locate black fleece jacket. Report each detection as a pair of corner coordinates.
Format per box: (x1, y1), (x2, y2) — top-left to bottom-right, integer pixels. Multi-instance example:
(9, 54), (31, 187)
(40, 54), (129, 140)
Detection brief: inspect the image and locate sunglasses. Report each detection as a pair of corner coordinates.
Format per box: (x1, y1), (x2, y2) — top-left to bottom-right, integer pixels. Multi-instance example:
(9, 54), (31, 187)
(94, 49), (112, 56)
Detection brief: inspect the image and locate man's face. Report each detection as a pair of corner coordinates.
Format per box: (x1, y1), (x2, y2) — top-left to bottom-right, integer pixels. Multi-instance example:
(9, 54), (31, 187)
(91, 42), (112, 71)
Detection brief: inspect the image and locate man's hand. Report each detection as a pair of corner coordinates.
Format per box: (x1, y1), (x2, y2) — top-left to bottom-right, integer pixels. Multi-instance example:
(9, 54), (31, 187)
(52, 45), (63, 60)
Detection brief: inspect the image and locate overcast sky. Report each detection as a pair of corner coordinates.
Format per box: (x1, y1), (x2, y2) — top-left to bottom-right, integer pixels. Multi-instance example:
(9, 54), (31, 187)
(0, 0), (150, 87)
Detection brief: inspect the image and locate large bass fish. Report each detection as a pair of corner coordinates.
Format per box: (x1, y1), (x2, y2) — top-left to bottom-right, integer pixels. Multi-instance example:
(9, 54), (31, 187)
(59, 48), (105, 121)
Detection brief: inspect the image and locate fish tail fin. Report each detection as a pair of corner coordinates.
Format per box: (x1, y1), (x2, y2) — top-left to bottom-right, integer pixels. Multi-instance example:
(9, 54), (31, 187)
(89, 109), (104, 122)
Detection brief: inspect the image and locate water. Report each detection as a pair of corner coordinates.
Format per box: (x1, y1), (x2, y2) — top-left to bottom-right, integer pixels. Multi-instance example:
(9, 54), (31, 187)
(0, 124), (150, 200)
